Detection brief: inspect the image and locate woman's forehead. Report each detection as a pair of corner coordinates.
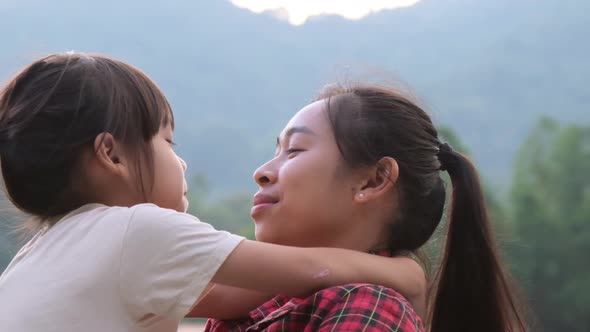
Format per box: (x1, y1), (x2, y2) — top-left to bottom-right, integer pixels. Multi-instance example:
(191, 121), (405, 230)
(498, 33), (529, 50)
(282, 100), (328, 135)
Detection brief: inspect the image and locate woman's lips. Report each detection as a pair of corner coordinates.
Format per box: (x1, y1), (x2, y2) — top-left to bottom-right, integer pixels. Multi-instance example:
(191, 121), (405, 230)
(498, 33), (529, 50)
(251, 203), (274, 216)
(251, 193), (279, 216)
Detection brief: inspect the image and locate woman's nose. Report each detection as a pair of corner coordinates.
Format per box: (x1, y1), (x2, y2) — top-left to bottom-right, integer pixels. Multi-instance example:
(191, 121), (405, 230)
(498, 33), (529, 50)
(253, 160), (277, 186)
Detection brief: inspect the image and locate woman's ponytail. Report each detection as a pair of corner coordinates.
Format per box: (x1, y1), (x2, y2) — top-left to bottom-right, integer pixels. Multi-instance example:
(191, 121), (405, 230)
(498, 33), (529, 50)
(430, 144), (527, 332)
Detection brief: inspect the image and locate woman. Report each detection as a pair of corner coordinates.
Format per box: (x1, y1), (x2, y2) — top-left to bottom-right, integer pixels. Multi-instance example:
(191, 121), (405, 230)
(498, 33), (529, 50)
(203, 83), (527, 331)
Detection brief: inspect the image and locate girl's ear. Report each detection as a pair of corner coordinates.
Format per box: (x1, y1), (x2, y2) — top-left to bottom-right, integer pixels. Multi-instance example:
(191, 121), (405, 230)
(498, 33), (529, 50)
(354, 157), (399, 203)
(93, 132), (132, 178)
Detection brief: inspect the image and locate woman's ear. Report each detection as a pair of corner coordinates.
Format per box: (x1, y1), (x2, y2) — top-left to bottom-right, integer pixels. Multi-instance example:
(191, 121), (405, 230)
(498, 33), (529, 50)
(354, 157), (399, 203)
(93, 132), (131, 178)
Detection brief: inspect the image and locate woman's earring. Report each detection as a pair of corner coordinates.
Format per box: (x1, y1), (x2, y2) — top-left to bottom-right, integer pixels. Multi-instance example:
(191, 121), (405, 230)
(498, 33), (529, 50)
(357, 193), (366, 200)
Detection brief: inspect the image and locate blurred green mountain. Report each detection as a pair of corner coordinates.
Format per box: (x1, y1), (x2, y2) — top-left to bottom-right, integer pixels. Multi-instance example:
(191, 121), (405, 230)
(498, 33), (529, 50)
(0, 0), (587, 194)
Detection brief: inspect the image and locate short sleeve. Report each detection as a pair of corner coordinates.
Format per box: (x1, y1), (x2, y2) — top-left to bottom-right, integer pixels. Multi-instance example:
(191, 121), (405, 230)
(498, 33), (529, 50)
(318, 284), (423, 332)
(119, 204), (244, 320)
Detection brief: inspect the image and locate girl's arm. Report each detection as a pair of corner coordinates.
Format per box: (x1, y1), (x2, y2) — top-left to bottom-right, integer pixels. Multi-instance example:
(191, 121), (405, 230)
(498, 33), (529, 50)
(188, 240), (426, 319)
(187, 284), (272, 319)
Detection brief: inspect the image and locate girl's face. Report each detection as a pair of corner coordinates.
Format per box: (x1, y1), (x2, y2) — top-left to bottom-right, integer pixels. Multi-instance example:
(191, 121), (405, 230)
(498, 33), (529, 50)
(251, 100), (368, 248)
(148, 124), (189, 212)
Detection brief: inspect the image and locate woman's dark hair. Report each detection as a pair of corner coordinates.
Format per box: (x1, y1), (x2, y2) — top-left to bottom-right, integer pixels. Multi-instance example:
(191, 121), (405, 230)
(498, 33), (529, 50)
(316, 84), (527, 332)
(0, 52), (173, 224)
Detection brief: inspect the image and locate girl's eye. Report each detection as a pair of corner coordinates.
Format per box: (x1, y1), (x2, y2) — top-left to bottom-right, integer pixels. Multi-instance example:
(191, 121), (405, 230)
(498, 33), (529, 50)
(166, 139), (177, 146)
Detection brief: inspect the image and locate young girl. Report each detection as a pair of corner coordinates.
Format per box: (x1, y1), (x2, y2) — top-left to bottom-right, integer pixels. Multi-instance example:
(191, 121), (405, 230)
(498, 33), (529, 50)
(0, 53), (422, 332)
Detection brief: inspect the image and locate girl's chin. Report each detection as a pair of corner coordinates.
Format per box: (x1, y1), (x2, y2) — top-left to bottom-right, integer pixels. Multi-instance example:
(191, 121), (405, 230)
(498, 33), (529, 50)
(177, 197), (189, 213)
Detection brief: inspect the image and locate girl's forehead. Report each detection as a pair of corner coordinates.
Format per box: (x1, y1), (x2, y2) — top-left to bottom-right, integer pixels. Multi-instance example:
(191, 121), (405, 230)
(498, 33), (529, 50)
(160, 122), (174, 133)
(163, 108), (175, 130)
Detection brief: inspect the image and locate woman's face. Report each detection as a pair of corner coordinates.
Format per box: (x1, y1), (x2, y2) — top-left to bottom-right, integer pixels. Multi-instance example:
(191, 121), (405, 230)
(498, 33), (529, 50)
(251, 100), (367, 248)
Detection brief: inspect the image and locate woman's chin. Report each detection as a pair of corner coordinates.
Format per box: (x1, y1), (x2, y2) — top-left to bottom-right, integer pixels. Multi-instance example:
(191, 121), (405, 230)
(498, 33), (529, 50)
(254, 222), (279, 244)
(253, 223), (268, 242)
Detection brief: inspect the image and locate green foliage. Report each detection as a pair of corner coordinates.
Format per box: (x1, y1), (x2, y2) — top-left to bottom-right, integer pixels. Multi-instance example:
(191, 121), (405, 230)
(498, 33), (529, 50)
(509, 118), (590, 331)
(0, 195), (24, 273)
(439, 126), (471, 155)
(0, 238), (11, 272)
(186, 175), (255, 239)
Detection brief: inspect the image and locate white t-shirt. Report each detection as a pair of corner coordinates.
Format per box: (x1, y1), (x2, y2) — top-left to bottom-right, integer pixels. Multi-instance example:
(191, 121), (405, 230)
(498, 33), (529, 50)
(0, 203), (244, 332)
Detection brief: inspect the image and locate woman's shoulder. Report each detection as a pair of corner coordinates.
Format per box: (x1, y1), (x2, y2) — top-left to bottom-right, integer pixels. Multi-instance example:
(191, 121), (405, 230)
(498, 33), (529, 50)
(304, 283), (424, 330)
(310, 283), (415, 307)
(207, 285), (424, 332)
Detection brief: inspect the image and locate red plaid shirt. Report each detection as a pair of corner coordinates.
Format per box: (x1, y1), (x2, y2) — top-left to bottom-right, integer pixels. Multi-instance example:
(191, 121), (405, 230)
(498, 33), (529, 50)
(205, 256), (424, 332)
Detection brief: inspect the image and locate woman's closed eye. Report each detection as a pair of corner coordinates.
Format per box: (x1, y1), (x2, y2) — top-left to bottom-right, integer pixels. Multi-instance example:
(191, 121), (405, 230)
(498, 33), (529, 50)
(286, 148), (304, 158)
(165, 138), (177, 146)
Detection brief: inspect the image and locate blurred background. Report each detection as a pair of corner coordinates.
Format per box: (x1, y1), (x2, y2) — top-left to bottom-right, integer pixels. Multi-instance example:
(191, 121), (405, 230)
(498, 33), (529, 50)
(0, 0), (588, 331)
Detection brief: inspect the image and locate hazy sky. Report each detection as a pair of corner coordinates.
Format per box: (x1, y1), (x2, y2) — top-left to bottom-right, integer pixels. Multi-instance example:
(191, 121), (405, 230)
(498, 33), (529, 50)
(230, 0), (421, 25)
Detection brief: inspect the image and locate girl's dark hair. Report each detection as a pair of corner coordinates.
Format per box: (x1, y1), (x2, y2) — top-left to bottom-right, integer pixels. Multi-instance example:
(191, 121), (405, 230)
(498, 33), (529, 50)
(0, 52), (173, 224)
(317, 84), (527, 332)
